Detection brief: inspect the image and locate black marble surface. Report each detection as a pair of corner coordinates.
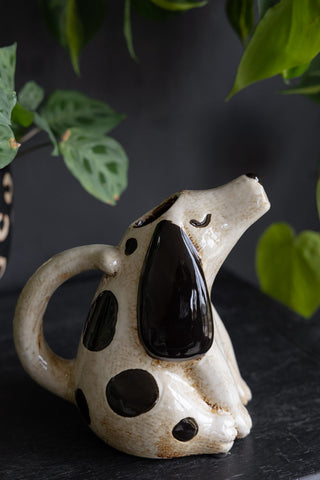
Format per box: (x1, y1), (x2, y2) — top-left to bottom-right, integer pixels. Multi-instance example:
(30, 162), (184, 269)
(1, 270), (320, 480)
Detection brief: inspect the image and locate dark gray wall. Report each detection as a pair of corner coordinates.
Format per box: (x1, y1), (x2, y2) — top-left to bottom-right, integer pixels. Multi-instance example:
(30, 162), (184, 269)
(1, 1), (319, 292)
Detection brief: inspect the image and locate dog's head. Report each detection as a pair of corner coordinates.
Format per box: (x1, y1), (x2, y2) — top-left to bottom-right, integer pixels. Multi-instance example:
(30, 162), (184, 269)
(120, 175), (270, 362)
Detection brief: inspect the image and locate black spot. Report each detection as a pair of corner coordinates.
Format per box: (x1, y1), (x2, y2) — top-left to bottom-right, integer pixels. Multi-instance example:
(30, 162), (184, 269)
(125, 238), (137, 255)
(75, 388), (91, 424)
(190, 213), (211, 228)
(138, 220), (213, 361)
(82, 290), (118, 351)
(134, 193), (180, 228)
(106, 369), (159, 417)
(172, 417), (198, 442)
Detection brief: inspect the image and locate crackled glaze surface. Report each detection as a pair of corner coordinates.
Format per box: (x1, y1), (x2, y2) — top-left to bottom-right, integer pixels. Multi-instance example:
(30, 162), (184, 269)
(14, 175), (270, 458)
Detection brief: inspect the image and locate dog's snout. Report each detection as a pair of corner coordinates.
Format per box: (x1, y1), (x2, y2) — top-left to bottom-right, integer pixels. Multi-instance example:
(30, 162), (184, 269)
(245, 173), (260, 183)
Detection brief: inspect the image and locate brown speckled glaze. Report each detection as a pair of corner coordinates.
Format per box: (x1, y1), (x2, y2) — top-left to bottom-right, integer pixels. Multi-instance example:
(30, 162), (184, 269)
(14, 175), (270, 459)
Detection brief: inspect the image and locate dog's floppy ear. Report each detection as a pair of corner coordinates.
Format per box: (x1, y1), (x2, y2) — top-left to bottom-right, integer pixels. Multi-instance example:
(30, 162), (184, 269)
(138, 220), (213, 361)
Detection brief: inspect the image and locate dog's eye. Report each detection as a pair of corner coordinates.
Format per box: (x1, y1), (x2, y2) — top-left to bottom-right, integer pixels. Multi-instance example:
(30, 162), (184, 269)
(190, 214), (211, 228)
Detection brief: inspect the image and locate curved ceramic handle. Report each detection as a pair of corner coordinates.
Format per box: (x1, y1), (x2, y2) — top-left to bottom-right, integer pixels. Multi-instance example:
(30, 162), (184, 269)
(13, 245), (119, 402)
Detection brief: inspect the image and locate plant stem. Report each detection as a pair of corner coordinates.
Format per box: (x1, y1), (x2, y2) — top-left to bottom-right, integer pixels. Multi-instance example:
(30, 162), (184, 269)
(16, 141), (52, 159)
(19, 127), (41, 144)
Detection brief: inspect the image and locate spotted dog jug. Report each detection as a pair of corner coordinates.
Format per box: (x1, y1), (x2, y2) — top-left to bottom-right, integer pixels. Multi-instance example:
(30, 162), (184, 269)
(14, 175), (270, 459)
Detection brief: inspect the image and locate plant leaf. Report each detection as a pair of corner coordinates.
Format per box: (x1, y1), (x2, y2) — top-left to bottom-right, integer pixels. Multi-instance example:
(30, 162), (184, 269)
(38, 0), (108, 73)
(0, 124), (20, 168)
(149, 0), (207, 12)
(18, 81), (45, 111)
(0, 43), (16, 91)
(59, 127), (128, 205)
(40, 90), (125, 137)
(226, 0), (254, 46)
(132, 0), (176, 20)
(124, 0), (138, 61)
(281, 62), (310, 84)
(257, 0), (279, 19)
(228, 0), (320, 99)
(34, 112), (59, 156)
(256, 222), (320, 318)
(280, 54), (320, 102)
(0, 44), (17, 125)
(11, 103), (34, 128)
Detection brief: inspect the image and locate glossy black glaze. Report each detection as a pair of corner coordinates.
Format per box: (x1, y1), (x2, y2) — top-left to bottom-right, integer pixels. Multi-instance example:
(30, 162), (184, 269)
(246, 173), (260, 183)
(172, 417), (198, 442)
(0, 166), (13, 280)
(75, 388), (91, 425)
(106, 369), (159, 417)
(82, 290), (118, 351)
(138, 220), (213, 361)
(190, 213), (211, 228)
(125, 238), (138, 255)
(134, 193), (180, 228)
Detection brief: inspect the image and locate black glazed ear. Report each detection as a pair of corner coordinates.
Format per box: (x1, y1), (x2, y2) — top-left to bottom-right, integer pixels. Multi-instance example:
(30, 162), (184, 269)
(137, 220), (213, 361)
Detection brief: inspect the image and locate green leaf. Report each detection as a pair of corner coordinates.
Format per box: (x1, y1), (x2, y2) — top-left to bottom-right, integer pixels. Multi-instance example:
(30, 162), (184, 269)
(132, 0), (176, 20)
(150, 0), (207, 12)
(0, 44), (17, 125)
(256, 222), (320, 318)
(0, 43), (16, 91)
(11, 103), (34, 128)
(39, 0), (108, 73)
(257, 0), (279, 19)
(124, 0), (138, 61)
(226, 0), (254, 46)
(0, 88), (16, 126)
(34, 112), (59, 156)
(40, 90), (125, 137)
(0, 124), (20, 168)
(228, 0), (320, 99)
(59, 127), (128, 205)
(281, 62), (310, 84)
(280, 54), (320, 102)
(18, 81), (45, 111)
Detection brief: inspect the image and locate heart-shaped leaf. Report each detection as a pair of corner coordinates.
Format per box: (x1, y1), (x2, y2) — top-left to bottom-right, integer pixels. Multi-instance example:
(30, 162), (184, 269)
(41, 90), (125, 137)
(0, 43), (16, 91)
(226, 0), (254, 46)
(18, 81), (44, 111)
(59, 127), (128, 204)
(256, 222), (320, 318)
(0, 124), (20, 168)
(228, 0), (320, 99)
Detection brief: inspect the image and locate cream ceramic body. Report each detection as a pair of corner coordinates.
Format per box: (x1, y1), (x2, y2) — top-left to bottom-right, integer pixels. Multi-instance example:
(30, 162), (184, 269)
(14, 175), (270, 459)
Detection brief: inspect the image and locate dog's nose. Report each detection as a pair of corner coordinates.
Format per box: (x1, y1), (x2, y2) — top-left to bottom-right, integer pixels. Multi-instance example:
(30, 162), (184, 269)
(246, 173), (260, 183)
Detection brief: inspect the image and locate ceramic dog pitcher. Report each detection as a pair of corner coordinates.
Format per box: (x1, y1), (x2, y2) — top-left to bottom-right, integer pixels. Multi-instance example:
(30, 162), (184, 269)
(14, 174), (270, 459)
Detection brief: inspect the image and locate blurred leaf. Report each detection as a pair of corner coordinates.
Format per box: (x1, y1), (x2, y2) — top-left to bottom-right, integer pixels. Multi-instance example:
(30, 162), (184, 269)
(150, 0), (207, 12)
(226, 0), (254, 46)
(257, 0), (279, 19)
(41, 90), (125, 137)
(280, 54), (320, 103)
(0, 44), (17, 125)
(282, 62), (310, 84)
(18, 81), (45, 111)
(34, 112), (59, 156)
(132, 0), (176, 19)
(39, 0), (108, 73)
(124, 0), (138, 61)
(228, 0), (320, 99)
(0, 124), (20, 168)
(256, 222), (320, 318)
(0, 43), (16, 91)
(0, 88), (16, 126)
(59, 127), (128, 204)
(11, 103), (34, 128)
